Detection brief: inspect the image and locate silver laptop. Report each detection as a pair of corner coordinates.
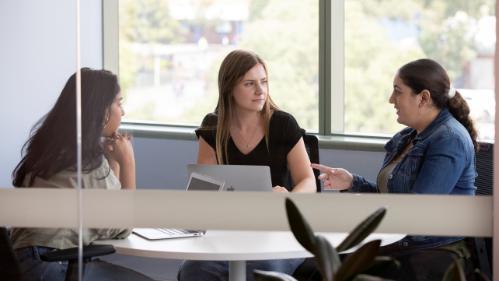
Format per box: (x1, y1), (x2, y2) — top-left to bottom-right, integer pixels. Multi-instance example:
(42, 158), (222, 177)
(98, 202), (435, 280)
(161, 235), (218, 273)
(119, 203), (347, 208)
(187, 164), (273, 192)
(132, 172), (224, 240)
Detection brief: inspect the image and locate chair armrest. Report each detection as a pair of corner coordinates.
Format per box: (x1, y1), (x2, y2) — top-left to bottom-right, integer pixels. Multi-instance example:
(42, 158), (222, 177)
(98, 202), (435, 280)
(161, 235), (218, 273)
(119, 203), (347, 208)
(40, 244), (115, 262)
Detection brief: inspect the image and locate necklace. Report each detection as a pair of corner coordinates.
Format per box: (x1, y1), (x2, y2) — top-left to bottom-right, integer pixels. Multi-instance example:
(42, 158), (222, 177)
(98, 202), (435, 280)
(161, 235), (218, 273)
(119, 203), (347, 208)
(231, 125), (261, 150)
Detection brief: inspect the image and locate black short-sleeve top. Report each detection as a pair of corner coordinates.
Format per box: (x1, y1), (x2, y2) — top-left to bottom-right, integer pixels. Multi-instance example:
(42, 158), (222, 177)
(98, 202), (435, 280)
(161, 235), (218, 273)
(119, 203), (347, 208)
(195, 110), (305, 190)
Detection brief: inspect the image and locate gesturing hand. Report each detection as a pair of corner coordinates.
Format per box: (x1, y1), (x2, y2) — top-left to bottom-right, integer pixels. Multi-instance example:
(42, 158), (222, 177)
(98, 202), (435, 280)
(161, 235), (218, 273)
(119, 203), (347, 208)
(311, 163), (353, 191)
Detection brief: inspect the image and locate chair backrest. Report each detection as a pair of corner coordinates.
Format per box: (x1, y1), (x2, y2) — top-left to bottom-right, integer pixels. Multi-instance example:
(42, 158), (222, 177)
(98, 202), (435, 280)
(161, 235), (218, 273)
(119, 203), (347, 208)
(283, 134), (321, 192)
(469, 142), (493, 280)
(303, 134), (321, 192)
(0, 227), (23, 281)
(475, 142), (493, 195)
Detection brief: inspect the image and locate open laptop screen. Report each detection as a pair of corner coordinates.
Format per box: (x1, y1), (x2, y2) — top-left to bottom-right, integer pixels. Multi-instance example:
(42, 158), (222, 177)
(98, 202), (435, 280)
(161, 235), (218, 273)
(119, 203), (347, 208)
(187, 164), (272, 192)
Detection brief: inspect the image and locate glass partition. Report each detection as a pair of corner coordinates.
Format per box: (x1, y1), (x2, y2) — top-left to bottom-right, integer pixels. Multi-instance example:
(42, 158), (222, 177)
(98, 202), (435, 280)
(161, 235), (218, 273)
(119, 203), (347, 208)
(0, 0), (83, 280)
(83, 1), (495, 281)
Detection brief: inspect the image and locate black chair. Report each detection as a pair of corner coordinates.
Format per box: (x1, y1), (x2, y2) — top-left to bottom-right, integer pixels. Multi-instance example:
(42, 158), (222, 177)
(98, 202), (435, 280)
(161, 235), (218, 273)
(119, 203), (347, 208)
(0, 227), (154, 281)
(476, 142), (493, 196)
(303, 134), (321, 192)
(284, 134), (321, 192)
(468, 142), (493, 279)
(0, 227), (22, 281)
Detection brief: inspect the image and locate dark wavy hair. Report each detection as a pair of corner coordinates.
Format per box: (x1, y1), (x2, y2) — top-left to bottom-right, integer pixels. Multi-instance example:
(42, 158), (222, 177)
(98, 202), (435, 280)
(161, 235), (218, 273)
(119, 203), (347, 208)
(12, 68), (120, 187)
(398, 59), (478, 151)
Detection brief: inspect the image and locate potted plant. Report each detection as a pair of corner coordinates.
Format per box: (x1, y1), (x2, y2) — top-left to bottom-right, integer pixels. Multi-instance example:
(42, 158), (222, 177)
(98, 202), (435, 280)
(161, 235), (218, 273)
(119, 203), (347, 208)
(254, 198), (489, 281)
(254, 198), (397, 281)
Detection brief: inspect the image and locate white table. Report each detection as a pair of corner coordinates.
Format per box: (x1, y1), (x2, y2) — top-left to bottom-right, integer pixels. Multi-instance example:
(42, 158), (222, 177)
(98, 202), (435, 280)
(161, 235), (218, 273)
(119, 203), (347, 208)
(97, 230), (404, 281)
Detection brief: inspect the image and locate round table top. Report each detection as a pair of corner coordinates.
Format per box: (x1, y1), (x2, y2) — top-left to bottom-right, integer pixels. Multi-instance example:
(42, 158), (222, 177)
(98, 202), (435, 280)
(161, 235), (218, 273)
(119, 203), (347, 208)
(97, 230), (405, 261)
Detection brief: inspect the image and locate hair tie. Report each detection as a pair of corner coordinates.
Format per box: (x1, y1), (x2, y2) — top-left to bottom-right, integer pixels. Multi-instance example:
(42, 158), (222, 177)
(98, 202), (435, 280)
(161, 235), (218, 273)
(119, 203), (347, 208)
(448, 86), (456, 99)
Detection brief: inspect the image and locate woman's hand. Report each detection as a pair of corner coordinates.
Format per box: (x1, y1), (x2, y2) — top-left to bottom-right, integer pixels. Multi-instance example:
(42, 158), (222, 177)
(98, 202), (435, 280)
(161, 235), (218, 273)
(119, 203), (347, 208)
(311, 163), (353, 191)
(104, 133), (135, 166)
(272, 185), (289, 193)
(103, 132), (136, 190)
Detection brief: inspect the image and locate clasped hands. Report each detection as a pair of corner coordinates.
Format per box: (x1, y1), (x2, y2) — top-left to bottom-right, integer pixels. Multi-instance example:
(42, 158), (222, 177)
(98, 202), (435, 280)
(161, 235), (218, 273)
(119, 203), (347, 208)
(103, 132), (135, 165)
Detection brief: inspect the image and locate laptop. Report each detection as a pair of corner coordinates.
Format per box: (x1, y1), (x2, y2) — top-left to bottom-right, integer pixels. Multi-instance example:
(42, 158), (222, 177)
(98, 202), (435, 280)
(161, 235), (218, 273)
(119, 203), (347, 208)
(132, 172), (224, 240)
(187, 164), (273, 192)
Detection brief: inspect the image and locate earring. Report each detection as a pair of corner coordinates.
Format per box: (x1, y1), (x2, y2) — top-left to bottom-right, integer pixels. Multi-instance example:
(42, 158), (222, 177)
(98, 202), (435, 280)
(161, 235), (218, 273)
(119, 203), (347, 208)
(103, 116), (110, 127)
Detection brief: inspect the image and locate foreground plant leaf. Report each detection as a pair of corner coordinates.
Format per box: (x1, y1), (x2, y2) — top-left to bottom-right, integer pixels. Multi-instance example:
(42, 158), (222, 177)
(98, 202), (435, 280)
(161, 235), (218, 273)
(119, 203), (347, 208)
(335, 240), (381, 281)
(253, 269), (298, 281)
(363, 256), (400, 277)
(285, 198), (316, 252)
(352, 274), (393, 281)
(442, 259), (466, 281)
(336, 208), (386, 252)
(314, 235), (341, 281)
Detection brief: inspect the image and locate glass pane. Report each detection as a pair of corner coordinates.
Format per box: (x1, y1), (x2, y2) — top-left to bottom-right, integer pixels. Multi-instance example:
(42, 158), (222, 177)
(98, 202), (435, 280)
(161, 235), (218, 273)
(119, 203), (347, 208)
(119, 0), (319, 131)
(344, 0), (495, 141)
(0, 0), (82, 279)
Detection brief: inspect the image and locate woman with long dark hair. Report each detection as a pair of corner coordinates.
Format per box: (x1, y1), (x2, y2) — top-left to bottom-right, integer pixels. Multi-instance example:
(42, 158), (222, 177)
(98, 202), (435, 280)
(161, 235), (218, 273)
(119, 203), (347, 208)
(10, 68), (140, 281)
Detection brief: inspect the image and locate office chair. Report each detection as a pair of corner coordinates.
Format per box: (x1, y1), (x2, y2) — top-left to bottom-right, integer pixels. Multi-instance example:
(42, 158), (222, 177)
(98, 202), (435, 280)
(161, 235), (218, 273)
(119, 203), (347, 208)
(0, 227), (22, 281)
(467, 141), (493, 279)
(475, 142), (493, 196)
(284, 134), (321, 193)
(303, 134), (321, 192)
(0, 227), (154, 281)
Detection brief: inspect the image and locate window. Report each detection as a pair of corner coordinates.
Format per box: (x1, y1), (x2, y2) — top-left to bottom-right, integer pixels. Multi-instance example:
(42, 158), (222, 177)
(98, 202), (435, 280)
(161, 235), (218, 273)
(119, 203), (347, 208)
(342, 0), (496, 141)
(106, 0), (496, 141)
(117, 0), (319, 131)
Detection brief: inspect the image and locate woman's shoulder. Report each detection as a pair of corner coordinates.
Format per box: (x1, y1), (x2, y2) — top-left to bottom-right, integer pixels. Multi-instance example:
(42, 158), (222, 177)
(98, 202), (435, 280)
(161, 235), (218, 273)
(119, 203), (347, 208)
(271, 110), (295, 121)
(196, 113), (217, 140)
(269, 110), (304, 145)
(385, 127), (414, 150)
(431, 118), (474, 149)
(270, 110), (299, 127)
(200, 113), (218, 128)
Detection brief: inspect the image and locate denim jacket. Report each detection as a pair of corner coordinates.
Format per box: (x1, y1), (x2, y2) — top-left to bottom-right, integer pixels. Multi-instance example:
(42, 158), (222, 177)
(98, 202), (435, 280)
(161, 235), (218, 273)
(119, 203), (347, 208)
(351, 108), (476, 248)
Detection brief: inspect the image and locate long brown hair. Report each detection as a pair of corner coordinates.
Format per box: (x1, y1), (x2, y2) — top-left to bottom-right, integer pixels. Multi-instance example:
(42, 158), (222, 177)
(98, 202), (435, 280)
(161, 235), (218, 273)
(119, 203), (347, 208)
(398, 59), (478, 151)
(13, 68), (120, 187)
(213, 49), (278, 164)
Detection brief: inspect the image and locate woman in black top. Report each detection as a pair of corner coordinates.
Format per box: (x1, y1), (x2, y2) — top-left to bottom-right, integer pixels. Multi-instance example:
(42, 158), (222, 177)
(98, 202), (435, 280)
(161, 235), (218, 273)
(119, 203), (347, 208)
(178, 50), (315, 281)
(195, 49), (315, 192)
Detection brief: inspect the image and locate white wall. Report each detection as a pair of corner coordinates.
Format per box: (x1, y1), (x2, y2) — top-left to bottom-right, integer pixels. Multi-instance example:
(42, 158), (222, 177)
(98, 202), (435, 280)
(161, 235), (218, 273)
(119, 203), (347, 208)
(132, 136), (384, 189)
(0, 0), (102, 187)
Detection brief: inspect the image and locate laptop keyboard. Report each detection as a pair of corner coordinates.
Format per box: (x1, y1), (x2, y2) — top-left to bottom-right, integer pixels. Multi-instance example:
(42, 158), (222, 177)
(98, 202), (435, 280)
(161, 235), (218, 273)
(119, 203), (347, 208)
(157, 228), (194, 235)
(132, 228), (204, 240)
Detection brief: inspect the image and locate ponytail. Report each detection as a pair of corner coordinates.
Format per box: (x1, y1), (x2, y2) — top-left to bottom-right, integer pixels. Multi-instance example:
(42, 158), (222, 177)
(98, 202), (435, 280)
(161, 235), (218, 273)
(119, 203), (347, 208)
(447, 91), (479, 152)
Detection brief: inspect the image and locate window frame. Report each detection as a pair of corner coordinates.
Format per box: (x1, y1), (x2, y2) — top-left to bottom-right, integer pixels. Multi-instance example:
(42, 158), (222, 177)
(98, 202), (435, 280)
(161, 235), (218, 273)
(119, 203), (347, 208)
(102, 0), (396, 151)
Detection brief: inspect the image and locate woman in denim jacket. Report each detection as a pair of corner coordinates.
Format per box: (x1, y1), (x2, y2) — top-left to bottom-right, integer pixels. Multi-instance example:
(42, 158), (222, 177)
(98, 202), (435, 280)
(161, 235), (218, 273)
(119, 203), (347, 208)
(312, 58), (478, 280)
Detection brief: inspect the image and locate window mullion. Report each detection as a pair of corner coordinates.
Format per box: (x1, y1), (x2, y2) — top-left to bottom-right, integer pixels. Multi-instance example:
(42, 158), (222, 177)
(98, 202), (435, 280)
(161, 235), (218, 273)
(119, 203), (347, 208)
(102, 0), (119, 74)
(330, 0), (344, 134)
(319, 0), (331, 135)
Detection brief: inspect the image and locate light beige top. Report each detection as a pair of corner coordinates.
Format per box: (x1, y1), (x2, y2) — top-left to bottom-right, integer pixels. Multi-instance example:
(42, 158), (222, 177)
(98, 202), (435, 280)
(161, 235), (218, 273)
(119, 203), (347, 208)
(11, 158), (132, 250)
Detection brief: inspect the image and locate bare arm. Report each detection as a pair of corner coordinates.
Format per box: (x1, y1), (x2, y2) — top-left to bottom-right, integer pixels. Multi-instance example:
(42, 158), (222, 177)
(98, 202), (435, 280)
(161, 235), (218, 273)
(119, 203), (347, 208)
(197, 136), (218, 164)
(286, 138), (316, 193)
(108, 158), (120, 180)
(105, 134), (136, 190)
